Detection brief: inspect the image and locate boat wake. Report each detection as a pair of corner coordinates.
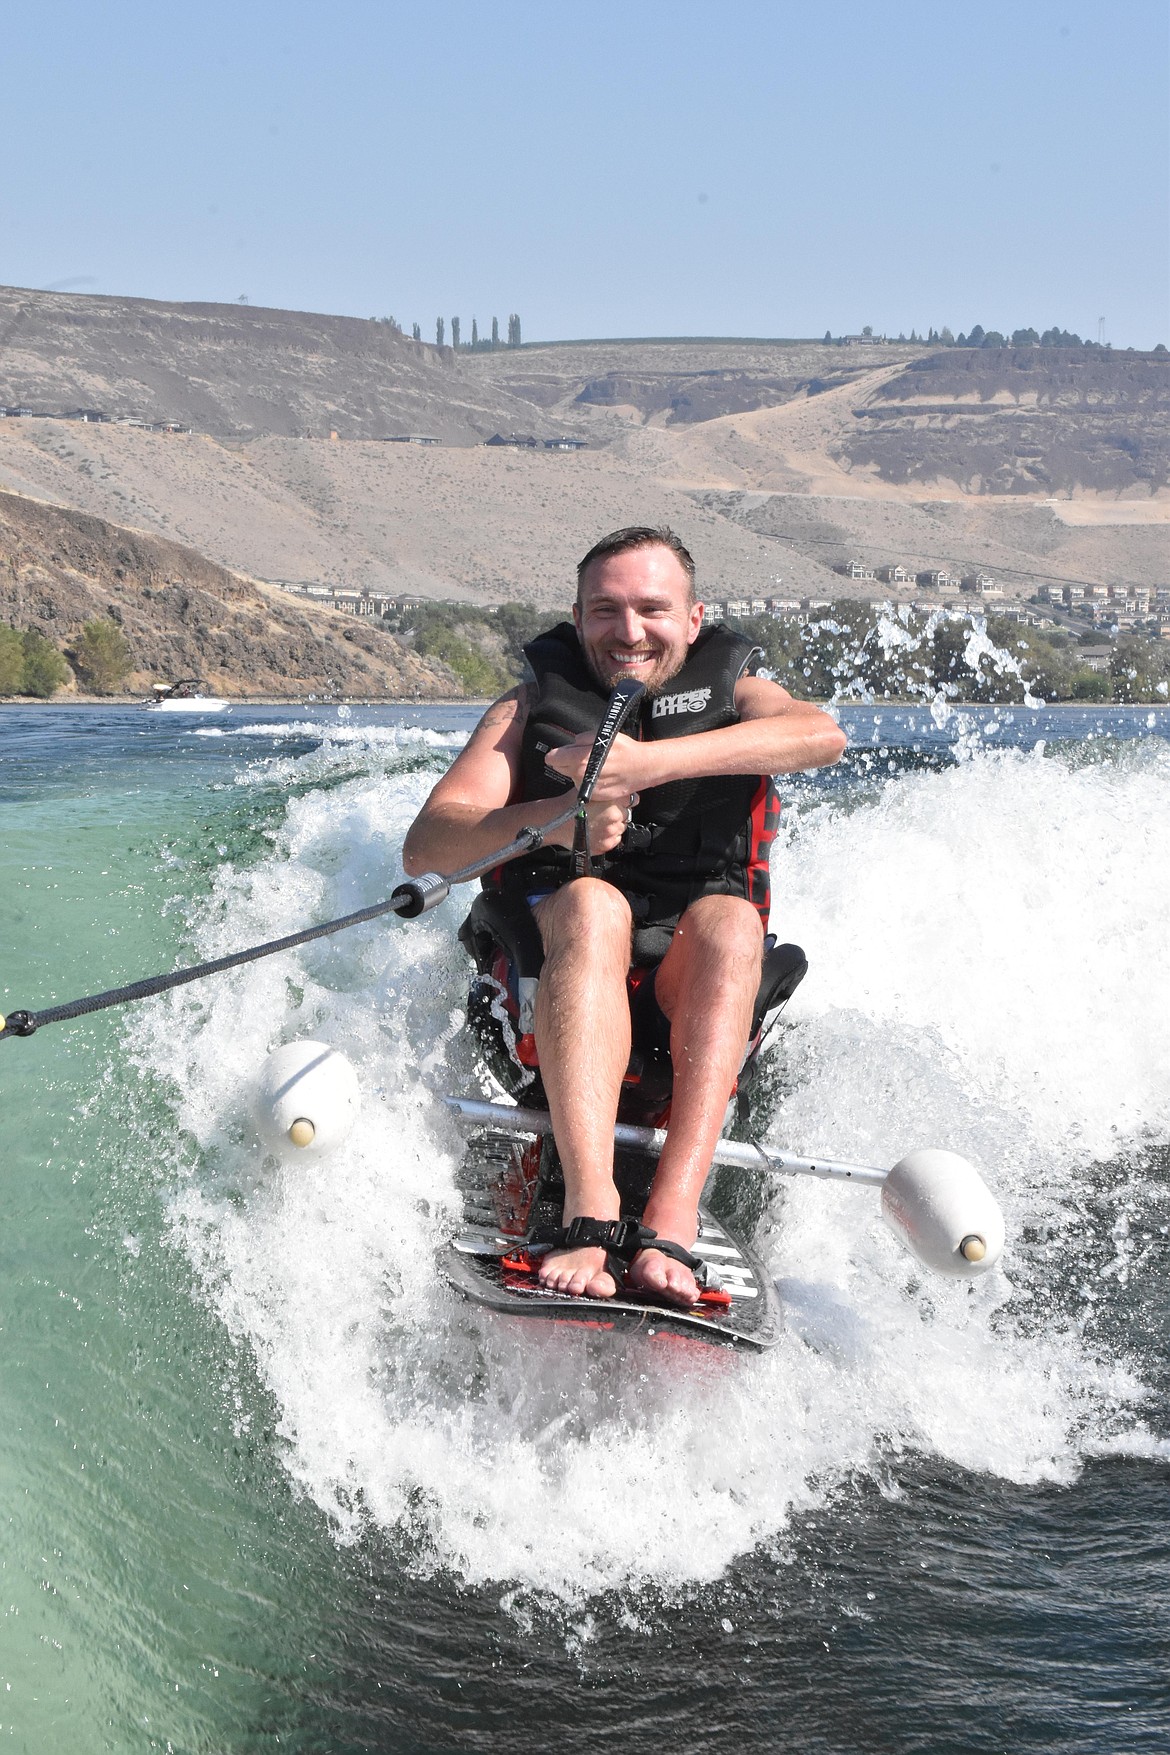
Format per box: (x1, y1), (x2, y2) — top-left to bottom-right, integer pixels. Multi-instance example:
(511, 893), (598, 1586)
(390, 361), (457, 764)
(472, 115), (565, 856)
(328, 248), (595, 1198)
(129, 722), (1170, 1602)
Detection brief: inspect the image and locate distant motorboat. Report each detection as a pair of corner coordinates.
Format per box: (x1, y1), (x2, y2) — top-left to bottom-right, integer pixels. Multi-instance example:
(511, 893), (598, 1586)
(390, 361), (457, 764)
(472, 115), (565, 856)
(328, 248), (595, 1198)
(143, 679), (229, 714)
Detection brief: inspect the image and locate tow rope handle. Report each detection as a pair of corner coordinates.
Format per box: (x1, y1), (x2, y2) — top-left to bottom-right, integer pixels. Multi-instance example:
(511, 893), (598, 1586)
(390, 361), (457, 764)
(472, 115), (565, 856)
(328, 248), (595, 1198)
(571, 679), (645, 880)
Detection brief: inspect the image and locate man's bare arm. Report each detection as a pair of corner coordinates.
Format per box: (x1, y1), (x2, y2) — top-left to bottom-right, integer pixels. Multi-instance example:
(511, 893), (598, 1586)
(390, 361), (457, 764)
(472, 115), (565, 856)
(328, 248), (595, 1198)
(543, 676), (846, 796)
(401, 687), (632, 877)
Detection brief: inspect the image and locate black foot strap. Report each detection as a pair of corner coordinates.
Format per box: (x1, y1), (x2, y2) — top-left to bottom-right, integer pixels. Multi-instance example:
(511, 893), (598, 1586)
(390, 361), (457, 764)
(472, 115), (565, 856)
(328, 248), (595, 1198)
(536, 1216), (658, 1289)
(633, 1236), (717, 1291)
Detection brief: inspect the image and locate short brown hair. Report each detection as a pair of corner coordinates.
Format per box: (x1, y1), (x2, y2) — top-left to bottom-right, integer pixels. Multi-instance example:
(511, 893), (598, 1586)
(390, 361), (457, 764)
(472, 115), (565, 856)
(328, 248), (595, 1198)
(576, 526), (696, 604)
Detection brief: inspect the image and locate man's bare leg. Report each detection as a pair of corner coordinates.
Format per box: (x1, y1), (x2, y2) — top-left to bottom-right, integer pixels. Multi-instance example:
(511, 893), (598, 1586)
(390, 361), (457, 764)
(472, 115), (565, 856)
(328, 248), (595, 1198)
(626, 895), (764, 1307)
(532, 880), (633, 1298)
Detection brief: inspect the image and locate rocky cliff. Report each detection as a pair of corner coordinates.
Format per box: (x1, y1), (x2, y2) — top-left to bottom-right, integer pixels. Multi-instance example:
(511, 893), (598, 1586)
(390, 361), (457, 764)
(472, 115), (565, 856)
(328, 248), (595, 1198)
(0, 489), (459, 698)
(841, 347), (1170, 496)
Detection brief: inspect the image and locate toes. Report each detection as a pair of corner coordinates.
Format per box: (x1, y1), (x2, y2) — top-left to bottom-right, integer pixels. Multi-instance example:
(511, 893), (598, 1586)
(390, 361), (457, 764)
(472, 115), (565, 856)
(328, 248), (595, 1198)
(635, 1253), (669, 1291)
(537, 1250), (616, 1300)
(628, 1250), (698, 1307)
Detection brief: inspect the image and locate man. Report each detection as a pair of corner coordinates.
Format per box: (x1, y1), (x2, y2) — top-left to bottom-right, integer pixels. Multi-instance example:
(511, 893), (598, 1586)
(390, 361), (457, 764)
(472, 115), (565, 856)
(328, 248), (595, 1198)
(403, 527), (845, 1307)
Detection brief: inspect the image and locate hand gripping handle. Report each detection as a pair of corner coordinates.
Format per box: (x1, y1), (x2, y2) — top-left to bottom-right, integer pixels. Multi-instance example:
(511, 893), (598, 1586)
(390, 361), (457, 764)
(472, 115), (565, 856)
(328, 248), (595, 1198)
(571, 679), (646, 879)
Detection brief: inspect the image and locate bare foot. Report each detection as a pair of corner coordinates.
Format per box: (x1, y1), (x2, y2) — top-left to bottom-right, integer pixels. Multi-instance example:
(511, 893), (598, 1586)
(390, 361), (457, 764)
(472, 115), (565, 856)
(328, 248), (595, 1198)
(537, 1245), (617, 1300)
(627, 1197), (701, 1307)
(624, 1244), (699, 1308)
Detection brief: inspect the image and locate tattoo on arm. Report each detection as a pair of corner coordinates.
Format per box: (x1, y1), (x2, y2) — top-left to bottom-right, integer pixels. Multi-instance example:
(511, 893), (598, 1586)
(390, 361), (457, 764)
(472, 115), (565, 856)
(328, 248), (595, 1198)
(476, 686), (527, 735)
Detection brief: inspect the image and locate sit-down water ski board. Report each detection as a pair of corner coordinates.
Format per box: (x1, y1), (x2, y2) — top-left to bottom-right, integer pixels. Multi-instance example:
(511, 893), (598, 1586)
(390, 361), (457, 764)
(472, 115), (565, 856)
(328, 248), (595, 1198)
(442, 1106), (783, 1350)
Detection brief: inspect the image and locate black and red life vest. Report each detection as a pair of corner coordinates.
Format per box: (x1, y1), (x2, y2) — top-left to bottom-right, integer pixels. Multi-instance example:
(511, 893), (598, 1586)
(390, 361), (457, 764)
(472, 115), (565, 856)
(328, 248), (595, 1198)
(491, 620), (780, 929)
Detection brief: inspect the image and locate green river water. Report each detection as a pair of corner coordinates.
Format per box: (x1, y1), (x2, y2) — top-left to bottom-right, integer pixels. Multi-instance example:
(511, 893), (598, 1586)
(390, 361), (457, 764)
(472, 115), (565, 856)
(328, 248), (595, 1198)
(2, 703), (1168, 1754)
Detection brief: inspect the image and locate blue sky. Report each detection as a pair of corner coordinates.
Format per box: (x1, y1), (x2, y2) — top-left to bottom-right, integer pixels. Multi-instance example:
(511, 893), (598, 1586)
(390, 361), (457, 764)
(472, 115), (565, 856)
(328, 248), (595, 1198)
(6, 0), (1168, 346)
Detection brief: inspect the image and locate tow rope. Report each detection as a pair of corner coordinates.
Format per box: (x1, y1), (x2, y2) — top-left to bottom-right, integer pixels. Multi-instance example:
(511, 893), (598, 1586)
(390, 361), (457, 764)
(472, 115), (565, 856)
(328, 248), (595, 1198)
(1, 681), (645, 1043)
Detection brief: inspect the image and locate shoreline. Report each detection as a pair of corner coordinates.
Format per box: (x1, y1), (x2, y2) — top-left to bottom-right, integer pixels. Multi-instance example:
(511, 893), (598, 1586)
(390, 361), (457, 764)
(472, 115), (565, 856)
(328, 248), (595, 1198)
(0, 693), (472, 708)
(3, 696), (1166, 713)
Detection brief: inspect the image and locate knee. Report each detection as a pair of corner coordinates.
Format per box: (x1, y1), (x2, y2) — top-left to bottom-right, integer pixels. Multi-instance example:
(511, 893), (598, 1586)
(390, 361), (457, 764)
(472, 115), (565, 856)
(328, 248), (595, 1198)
(657, 896), (763, 1018)
(679, 896), (763, 967)
(536, 879), (632, 962)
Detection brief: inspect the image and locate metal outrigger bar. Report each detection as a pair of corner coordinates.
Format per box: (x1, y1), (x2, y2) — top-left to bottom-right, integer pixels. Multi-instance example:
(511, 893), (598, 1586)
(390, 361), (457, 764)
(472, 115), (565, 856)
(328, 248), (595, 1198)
(443, 1096), (888, 1186)
(442, 1096), (1007, 1280)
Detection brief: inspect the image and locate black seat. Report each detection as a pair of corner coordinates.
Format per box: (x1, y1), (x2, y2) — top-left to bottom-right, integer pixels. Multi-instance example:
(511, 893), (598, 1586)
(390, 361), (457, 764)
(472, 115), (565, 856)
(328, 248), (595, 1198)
(459, 888), (806, 1125)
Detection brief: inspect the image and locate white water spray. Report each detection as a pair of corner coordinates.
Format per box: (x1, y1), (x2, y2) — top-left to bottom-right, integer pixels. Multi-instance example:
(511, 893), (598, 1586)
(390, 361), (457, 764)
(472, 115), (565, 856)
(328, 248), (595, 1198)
(132, 720), (1170, 1602)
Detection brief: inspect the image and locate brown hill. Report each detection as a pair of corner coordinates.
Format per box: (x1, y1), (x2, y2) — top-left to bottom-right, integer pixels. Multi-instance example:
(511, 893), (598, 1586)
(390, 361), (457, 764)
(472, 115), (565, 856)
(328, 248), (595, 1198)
(1, 287), (1166, 611)
(0, 489), (459, 698)
(0, 284), (572, 444)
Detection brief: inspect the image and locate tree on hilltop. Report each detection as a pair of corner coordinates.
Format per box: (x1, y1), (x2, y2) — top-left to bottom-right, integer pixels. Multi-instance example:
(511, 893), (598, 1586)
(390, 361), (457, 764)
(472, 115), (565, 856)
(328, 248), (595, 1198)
(491, 316), (500, 348)
(471, 317), (479, 348)
(436, 317), (445, 346)
(452, 317), (461, 349)
(412, 322), (421, 341)
(507, 313), (522, 347)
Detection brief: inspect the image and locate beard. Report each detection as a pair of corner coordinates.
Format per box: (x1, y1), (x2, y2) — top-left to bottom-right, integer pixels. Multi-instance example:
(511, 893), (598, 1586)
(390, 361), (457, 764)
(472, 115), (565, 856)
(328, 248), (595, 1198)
(579, 638), (689, 698)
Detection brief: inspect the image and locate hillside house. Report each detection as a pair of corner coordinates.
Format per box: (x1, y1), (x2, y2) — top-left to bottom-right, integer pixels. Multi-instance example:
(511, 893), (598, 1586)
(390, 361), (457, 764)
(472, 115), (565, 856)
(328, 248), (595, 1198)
(843, 561), (876, 581)
(1078, 646), (1114, 674)
(278, 583), (400, 616)
(881, 565), (915, 585)
(326, 588), (397, 617)
(380, 434), (440, 446)
(925, 570), (960, 591)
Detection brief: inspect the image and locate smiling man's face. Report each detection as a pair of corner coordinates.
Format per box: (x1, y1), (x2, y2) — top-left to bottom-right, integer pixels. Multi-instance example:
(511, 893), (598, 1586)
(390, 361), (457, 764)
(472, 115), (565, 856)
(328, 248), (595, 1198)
(574, 543), (704, 695)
